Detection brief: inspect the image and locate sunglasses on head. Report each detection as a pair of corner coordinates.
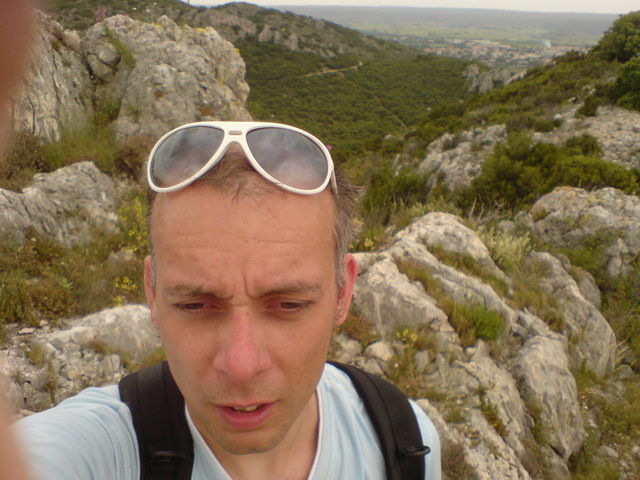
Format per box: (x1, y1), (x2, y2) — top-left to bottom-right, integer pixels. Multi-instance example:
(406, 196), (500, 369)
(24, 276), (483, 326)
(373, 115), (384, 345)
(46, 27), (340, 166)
(147, 121), (336, 195)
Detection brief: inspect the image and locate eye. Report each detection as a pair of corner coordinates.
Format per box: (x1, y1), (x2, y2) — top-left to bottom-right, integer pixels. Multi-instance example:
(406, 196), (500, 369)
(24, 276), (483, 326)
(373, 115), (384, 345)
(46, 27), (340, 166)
(269, 299), (313, 314)
(179, 303), (205, 311)
(280, 301), (304, 311)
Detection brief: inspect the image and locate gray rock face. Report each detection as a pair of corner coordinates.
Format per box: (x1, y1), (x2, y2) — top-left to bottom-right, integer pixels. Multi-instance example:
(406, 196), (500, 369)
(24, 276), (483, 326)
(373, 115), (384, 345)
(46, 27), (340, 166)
(351, 211), (610, 478)
(418, 125), (506, 192)
(0, 162), (118, 247)
(534, 105), (640, 170)
(523, 252), (616, 377)
(418, 105), (640, 196)
(1, 305), (158, 412)
(83, 15), (251, 142)
(512, 332), (584, 461)
(11, 12), (252, 144)
(12, 12), (93, 142)
(527, 186), (640, 278)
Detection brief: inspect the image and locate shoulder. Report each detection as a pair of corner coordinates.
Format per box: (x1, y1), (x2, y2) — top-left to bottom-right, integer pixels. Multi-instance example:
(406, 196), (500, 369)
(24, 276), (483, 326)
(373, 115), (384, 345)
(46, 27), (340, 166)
(14, 385), (139, 480)
(319, 363), (442, 480)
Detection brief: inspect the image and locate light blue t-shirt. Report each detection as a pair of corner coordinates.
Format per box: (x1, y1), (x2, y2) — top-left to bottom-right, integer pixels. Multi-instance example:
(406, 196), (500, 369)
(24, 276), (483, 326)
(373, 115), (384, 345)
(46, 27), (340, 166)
(16, 364), (441, 479)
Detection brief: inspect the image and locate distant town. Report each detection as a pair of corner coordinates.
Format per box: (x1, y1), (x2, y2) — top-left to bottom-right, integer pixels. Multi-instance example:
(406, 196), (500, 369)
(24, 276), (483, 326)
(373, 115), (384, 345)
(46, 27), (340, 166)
(386, 36), (589, 68)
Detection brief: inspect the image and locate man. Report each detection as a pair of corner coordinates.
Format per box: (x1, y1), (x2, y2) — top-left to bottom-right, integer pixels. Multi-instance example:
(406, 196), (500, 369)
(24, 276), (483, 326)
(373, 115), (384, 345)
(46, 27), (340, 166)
(16, 122), (441, 479)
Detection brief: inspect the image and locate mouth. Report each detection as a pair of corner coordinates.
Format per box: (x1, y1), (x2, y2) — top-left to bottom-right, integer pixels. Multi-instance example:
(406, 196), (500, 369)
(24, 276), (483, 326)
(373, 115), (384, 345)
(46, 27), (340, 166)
(230, 404), (262, 413)
(217, 402), (276, 430)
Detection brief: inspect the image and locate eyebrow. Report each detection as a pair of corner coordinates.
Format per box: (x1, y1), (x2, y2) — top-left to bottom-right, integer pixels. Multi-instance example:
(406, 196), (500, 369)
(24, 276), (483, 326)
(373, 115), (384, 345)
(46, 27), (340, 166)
(163, 281), (322, 299)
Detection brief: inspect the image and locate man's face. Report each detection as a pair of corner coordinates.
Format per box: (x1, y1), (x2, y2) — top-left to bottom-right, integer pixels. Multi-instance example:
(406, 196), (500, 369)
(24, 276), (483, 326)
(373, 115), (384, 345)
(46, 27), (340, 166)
(144, 184), (356, 457)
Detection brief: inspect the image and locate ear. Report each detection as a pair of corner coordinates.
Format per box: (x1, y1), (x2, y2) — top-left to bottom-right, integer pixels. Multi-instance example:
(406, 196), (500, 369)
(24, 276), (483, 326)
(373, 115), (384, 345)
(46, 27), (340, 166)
(335, 253), (359, 327)
(144, 255), (158, 327)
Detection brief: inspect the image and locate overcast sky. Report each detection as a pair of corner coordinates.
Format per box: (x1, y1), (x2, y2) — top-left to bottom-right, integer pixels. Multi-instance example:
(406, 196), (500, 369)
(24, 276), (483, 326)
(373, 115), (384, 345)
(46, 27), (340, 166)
(190, 1), (637, 14)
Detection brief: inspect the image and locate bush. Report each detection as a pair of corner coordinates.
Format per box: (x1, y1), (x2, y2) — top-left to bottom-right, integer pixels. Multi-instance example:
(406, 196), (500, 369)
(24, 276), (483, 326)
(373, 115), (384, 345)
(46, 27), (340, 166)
(611, 56), (640, 110)
(564, 134), (602, 156)
(464, 134), (639, 210)
(359, 166), (431, 230)
(593, 11), (640, 63)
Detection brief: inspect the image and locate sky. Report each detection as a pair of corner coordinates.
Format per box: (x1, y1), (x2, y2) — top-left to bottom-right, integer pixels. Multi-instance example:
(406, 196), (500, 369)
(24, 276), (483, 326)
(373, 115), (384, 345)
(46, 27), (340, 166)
(189, 1), (637, 15)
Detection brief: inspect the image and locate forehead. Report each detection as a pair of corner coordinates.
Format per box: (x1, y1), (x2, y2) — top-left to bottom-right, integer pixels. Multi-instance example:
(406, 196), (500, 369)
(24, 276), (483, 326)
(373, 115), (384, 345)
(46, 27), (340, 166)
(150, 184), (336, 261)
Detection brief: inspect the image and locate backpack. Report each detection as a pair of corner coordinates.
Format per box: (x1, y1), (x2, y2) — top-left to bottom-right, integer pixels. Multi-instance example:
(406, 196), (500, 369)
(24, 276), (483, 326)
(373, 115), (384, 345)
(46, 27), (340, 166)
(119, 361), (430, 480)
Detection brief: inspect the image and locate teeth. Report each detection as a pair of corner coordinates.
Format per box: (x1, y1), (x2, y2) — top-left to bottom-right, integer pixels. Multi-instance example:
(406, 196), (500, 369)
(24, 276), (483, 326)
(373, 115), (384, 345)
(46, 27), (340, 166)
(232, 405), (260, 412)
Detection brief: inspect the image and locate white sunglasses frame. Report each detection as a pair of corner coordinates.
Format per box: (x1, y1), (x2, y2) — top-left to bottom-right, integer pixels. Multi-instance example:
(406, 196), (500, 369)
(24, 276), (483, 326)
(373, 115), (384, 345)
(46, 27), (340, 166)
(147, 121), (337, 195)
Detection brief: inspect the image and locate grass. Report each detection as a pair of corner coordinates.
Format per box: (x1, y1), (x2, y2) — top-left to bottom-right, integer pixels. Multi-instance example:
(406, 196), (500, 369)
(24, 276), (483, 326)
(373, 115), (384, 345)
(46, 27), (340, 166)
(335, 311), (381, 348)
(477, 224), (532, 273)
(509, 256), (566, 332)
(395, 258), (505, 347)
(0, 186), (149, 338)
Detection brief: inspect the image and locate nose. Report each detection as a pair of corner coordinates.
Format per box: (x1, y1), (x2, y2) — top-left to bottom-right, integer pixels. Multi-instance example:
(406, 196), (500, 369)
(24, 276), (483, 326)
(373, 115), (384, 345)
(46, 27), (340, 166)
(213, 310), (271, 383)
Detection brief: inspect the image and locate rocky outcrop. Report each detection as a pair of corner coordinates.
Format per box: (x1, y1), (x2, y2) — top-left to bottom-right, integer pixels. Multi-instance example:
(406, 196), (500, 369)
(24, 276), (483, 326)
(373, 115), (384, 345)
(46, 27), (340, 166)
(418, 124), (506, 192)
(418, 105), (640, 194)
(0, 305), (158, 412)
(464, 63), (525, 94)
(526, 186), (640, 278)
(534, 105), (640, 169)
(83, 15), (251, 141)
(12, 12), (252, 144)
(180, 2), (394, 60)
(348, 211), (617, 478)
(0, 161), (118, 247)
(12, 12), (93, 142)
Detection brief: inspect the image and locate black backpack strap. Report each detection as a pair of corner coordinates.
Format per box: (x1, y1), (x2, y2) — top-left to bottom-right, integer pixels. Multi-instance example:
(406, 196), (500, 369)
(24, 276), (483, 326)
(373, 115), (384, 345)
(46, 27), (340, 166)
(118, 362), (194, 480)
(329, 361), (430, 480)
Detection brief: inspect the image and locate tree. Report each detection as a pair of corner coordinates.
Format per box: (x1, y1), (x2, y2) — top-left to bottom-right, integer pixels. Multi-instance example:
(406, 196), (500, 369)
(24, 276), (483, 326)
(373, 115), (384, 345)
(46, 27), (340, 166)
(613, 57), (640, 110)
(594, 11), (640, 62)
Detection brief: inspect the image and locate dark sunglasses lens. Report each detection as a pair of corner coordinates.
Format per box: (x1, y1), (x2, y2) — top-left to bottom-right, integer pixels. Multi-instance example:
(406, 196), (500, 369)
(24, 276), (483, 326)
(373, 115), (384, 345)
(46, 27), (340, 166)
(246, 128), (329, 190)
(150, 126), (224, 188)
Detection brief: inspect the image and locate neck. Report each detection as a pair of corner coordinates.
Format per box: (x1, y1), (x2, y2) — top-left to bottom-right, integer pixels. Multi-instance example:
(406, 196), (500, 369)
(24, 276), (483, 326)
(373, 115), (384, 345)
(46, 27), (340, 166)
(214, 392), (319, 480)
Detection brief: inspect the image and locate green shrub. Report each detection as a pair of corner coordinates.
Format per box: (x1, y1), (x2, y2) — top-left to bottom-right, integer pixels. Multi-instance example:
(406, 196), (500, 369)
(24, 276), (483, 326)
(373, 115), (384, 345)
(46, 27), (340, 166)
(611, 56), (640, 110)
(593, 11), (640, 63)
(464, 134), (639, 210)
(564, 134), (603, 156)
(576, 95), (601, 117)
(360, 166), (431, 231)
(43, 123), (121, 174)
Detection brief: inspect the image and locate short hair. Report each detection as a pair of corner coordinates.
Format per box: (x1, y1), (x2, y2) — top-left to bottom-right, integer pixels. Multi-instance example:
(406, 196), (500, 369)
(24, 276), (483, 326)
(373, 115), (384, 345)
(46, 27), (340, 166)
(146, 150), (360, 288)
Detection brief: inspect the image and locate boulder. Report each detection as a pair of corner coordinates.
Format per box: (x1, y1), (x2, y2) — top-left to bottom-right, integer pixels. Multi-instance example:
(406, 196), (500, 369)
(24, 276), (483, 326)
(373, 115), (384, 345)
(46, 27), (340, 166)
(0, 161), (118, 247)
(83, 15), (252, 142)
(522, 252), (616, 377)
(511, 334), (585, 460)
(1, 305), (158, 412)
(528, 186), (640, 278)
(418, 124), (506, 192)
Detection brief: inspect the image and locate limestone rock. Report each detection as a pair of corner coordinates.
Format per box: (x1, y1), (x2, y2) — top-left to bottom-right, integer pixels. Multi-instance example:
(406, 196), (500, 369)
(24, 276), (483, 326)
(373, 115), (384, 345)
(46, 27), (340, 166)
(396, 212), (506, 280)
(12, 12), (93, 142)
(527, 186), (640, 278)
(364, 341), (395, 363)
(534, 105), (640, 170)
(0, 161), (118, 247)
(1, 305), (159, 412)
(521, 252), (616, 377)
(83, 15), (251, 142)
(511, 334), (585, 460)
(418, 124), (506, 191)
